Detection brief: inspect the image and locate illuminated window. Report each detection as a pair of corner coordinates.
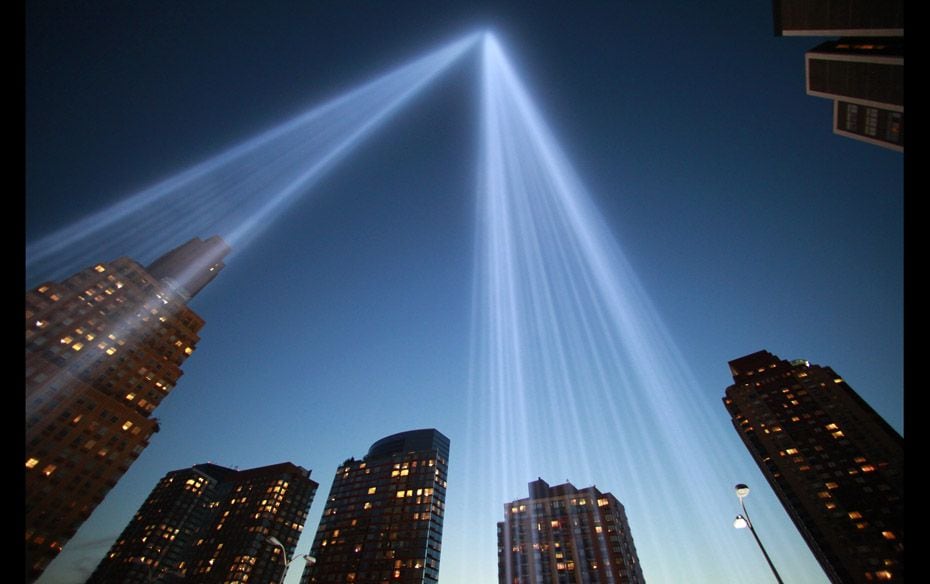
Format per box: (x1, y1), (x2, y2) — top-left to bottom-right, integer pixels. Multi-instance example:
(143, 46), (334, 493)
(122, 421), (134, 431)
(60, 336), (73, 344)
(72, 342), (84, 351)
(825, 482), (839, 490)
(832, 431), (845, 438)
(42, 464), (57, 476)
(25, 458), (40, 469)
(94, 265), (106, 272)
(550, 520), (560, 528)
(368, 487), (377, 494)
(363, 502), (372, 510)
(785, 448), (798, 455)
(861, 465), (876, 473)
(874, 571), (892, 581)
(125, 393), (136, 401)
(882, 531), (896, 540)
(848, 511), (862, 519)
(825, 423), (839, 430)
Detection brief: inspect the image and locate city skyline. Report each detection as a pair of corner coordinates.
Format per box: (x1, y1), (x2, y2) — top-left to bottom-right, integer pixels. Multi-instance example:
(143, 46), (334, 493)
(27, 3), (903, 583)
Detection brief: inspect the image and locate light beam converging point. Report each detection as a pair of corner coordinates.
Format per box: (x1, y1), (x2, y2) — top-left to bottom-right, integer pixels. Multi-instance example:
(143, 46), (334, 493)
(28, 30), (797, 582)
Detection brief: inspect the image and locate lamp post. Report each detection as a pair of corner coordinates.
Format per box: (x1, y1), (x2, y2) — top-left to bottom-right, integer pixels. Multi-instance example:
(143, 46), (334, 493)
(732, 484), (784, 584)
(266, 536), (316, 584)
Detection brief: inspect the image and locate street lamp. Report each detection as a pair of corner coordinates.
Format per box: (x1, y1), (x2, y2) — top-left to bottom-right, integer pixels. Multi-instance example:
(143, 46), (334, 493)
(732, 484), (784, 584)
(266, 536), (316, 584)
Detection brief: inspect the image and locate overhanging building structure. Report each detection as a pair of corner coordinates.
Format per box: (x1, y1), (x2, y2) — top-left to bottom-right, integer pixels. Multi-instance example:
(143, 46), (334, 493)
(497, 478), (645, 584)
(301, 429), (450, 584)
(25, 236), (230, 581)
(773, 0), (904, 151)
(723, 350), (904, 583)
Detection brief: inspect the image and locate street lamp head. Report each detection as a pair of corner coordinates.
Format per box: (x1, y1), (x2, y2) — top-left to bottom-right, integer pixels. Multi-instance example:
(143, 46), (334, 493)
(303, 555), (317, 565)
(733, 514), (748, 529)
(735, 483), (750, 499)
(267, 535), (284, 548)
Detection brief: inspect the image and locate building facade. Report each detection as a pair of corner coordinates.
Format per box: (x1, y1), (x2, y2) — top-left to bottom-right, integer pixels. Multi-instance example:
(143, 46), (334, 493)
(24, 236), (230, 580)
(497, 479), (645, 584)
(87, 462), (318, 584)
(723, 350), (904, 583)
(301, 429), (450, 584)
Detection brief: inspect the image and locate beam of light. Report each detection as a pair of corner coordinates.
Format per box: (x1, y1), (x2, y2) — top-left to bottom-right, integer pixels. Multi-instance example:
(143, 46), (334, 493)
(460, 31), (779, 583)
(26, 31), (480, 288)
(25, 32), (479, 566)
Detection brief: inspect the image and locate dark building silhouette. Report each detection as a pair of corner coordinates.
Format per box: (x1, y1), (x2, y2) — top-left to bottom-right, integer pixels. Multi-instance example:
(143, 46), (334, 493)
(24, 236), (230, 581)
(87, 462), (318, 584)
(773, 0), (903, 37)
(723, 350), (903, 583)
(497, 479), (645, 584)
(773, 0), (904, 151)
(301, 429), (450, 584)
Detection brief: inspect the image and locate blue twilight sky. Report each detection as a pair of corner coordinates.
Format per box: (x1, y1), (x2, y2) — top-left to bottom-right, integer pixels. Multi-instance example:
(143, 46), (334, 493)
(27, 2), (903, 583)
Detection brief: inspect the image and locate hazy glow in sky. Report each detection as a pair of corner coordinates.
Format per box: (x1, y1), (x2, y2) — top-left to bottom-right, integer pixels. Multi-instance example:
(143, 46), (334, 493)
(28, 4), (902, 583)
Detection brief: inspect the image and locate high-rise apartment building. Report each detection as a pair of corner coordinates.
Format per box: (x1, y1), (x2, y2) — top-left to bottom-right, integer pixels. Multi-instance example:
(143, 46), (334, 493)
(87, 461), (318, 583)
(301, 429), (450, 584)
(773, 0), (904, 151)
(723, 350), (904, 583)
(497, 479), (645, 584)
(24, 236), (230, 581)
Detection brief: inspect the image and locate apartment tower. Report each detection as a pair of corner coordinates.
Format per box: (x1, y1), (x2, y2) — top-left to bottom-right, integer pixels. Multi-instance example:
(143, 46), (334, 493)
(723, 350), (904, 583)
(301, 429), (450, 584)
(25, 236), (230, 580)
(498, 478), (645, 584)
(87, 462), (317, 583)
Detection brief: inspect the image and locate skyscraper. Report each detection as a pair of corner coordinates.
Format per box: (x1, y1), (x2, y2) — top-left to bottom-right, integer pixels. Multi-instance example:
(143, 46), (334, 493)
(723, 350), (904, 583)
(497, 478), (645, 584)
(87, 461), (318, 583)
(301, 429), (450, 584)
(24, 236), (230, 581)
(772, 0), (904, 151)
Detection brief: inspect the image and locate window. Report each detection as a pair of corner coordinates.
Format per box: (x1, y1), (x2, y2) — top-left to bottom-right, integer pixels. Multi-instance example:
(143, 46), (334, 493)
(26, 458), (40, 469)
